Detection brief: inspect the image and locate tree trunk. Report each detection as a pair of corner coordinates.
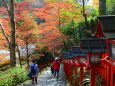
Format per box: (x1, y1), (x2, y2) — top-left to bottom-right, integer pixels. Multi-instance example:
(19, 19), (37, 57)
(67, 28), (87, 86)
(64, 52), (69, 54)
(9, 0), (16, 67)
(16, 45), (22, 68)
(26, 42), (29, 68)
(99, 0), (106, 15)
(63, 40), (68, 50)
(82, 0), (89, 29)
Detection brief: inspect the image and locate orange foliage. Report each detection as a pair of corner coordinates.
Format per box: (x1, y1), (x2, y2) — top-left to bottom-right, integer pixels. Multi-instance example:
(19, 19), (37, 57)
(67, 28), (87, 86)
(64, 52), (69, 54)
(16, 11), (38, 45)
(0, 18), (10, 36)
(0, 54), (10, 67)
(0, 2), (31, 49)
(93, 0), (99, 7)
(0, 1), (83, 52)
(0, 18), (10, 49)
(0, 60), (10, 67)
(33, 1), (82, 50)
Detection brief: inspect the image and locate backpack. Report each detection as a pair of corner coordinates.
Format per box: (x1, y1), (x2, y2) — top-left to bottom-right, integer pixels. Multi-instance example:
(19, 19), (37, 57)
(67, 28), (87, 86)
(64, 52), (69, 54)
(31, 64), (36, 75)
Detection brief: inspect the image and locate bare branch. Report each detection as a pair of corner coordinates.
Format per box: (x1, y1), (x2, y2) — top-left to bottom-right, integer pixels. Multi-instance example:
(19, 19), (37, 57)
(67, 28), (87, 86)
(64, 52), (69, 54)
(0, 22), (10, 46)
(2, 0), (11, 17)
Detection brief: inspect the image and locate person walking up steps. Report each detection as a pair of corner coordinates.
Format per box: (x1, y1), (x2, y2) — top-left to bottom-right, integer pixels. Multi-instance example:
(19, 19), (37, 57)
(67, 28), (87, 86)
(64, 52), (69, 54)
(52, 58), (60, 79)
(29, 59), (39, 84)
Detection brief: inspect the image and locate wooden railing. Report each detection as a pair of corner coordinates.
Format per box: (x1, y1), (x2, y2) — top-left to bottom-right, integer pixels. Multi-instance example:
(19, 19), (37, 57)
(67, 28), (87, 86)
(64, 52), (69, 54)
(63, 58), (115, 86)
(97, 59), (115, 86)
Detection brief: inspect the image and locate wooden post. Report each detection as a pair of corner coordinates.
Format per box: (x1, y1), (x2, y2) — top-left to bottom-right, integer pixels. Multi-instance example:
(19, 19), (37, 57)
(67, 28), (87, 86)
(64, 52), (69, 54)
(104, 64), (107, 84)
(110, 66), (113, 86)
(74, 66), (78, 86)
(70, 64), (73, 85)
(80, 66), (84, 85)
(107, 65), (110, 86)
(90, 67), (96, 86)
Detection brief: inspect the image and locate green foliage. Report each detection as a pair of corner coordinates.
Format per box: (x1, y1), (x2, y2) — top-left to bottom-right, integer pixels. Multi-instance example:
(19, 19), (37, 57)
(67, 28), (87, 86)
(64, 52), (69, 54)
(106, 0), (115, 14)
(0, 0), (10, 6)
(60, 20), (79, 36)
(87, 17), (97, 34)
(60, 20), (81, 50)
(15, 0), (24, 2)
(0, 0), (24, 6)
(61, 11), (74, 21)
(88, 8), (98, 18)
(78, 17), (97, 38)
(0, 66), (28, 86)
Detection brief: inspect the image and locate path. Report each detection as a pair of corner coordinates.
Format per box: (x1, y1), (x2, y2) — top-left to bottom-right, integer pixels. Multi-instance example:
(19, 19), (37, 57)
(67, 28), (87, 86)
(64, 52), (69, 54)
(22, 64), (68, 86)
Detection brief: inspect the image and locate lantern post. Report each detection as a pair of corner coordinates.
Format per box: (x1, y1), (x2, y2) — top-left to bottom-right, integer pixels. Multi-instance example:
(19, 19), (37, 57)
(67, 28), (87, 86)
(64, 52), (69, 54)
(80, 38), (107, 86)
(72, 46), (87, 85)
(97, 16), (115, 86)
(78, 51), (87, 85)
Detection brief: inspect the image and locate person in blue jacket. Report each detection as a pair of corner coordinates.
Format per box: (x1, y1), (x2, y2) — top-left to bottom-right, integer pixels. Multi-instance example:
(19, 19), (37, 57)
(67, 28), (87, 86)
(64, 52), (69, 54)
(29, 59), (39, 84)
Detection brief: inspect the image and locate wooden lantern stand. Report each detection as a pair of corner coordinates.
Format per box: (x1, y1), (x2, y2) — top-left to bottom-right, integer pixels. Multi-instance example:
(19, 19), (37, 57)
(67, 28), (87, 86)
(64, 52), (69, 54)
(88, 53), (103, 86)
(80, 38), (107, 86)
(95, 16), (115, 86)
(72, 46), (87, 86)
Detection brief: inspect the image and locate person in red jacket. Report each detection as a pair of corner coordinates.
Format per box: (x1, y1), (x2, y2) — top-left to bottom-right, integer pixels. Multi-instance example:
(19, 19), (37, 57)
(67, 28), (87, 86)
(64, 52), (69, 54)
(52, 58), (60, 79)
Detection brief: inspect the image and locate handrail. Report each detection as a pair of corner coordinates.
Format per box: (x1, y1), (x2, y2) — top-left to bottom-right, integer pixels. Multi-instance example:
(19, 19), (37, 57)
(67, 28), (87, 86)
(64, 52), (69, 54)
(100, 59), (111, 66)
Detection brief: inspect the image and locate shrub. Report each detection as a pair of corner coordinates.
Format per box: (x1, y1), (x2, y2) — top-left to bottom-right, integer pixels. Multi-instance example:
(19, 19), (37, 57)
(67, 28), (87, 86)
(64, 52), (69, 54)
(0, 66), (29, 86)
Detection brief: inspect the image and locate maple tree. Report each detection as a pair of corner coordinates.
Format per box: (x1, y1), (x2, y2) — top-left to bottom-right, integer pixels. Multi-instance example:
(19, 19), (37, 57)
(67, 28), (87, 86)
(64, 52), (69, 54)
(16, 11), (38, 67)
(0, 0), (16, 67)
(32, 0), (83, 51)
(0, 1), (34, 67)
